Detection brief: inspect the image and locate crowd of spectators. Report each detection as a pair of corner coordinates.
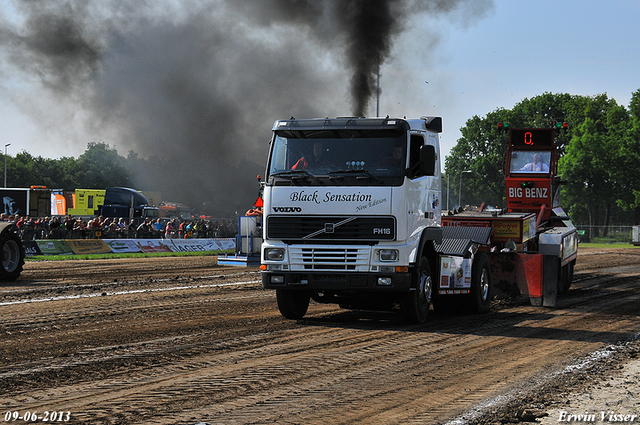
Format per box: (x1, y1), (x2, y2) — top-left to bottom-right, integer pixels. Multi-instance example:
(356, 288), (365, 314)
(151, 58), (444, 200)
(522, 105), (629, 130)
(1, 214), (239, 241)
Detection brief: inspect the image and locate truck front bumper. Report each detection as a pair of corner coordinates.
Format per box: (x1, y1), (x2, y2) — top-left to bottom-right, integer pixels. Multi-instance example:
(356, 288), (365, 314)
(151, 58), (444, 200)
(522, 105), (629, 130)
(262, 271), (412, 292)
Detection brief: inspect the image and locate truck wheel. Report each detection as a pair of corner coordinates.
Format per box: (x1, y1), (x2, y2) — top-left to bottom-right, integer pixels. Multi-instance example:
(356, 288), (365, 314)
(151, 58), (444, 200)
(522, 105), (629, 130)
(276, 289), (311, 320)
(468, 253), (491, 314)
(0, 230), (25, 281)
(401, 256), (433, 324)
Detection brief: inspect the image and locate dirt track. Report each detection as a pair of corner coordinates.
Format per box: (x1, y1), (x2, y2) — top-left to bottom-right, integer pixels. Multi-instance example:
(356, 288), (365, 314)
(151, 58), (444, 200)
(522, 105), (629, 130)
(1, 248), (639, 424)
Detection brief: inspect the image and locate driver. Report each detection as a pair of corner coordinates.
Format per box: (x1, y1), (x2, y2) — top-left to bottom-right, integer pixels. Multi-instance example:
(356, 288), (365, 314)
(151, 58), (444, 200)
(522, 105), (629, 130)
(292, 141), (330, 170)
(519, 153), (549, 172)
(376, 145), (403, 167)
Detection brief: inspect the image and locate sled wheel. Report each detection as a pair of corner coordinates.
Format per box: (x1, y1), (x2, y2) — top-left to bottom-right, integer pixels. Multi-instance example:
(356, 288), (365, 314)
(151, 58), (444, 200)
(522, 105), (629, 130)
(558, 259), (575, 292)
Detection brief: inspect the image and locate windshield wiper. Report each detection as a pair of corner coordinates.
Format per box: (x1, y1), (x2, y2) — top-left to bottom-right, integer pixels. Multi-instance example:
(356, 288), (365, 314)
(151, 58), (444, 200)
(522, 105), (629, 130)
(270, 170), (322, 184)
(327, 169), (383, 184)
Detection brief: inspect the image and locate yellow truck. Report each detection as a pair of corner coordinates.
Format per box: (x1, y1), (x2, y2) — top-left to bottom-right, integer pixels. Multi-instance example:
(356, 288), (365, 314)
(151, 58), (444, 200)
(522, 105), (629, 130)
(67, 189), (106, 216)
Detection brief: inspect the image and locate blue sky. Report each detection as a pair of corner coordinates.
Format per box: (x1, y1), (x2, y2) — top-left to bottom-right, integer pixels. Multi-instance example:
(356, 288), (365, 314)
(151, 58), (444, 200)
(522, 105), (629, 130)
(392, 0), (640, 159)
(0, 0), (639, 165)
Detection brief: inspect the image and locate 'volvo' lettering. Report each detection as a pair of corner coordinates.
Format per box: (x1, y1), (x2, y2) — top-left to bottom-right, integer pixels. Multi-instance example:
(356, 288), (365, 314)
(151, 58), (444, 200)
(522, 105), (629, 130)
(273, 206), (302, 213)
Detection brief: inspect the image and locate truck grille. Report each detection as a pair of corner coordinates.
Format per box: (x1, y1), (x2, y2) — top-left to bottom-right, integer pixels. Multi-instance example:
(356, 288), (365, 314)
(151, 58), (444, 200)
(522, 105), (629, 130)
(289, 246), (371, 271)
(266, 216), (395, 241)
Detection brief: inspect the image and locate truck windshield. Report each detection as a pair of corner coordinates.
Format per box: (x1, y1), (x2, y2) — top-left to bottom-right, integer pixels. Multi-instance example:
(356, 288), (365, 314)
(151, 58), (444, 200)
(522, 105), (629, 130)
(268, 129), (406, 186)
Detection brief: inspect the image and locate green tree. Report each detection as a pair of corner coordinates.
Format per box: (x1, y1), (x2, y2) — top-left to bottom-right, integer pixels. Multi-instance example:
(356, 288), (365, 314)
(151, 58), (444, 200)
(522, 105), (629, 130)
(445, 109), (510, 208)
(616, 89), (640, 223)
(447, 92), (574, 209)
(10, 151), (38, 188)
(509, 92), (574, 153)
(75, 142), (132, 188)
(559, 96), (631, 233)
(449, 91), (638, 230)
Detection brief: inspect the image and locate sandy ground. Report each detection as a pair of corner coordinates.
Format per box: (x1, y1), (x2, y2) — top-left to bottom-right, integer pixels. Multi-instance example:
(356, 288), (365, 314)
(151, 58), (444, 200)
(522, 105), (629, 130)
(469, 248), (640, 425)
(539, 357), (640, 425)
(0, 247), (638, 424)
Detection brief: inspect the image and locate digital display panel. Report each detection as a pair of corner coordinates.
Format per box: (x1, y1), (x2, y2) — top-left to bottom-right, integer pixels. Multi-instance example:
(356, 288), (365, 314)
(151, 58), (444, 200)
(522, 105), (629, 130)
(510, 129), (554, 147)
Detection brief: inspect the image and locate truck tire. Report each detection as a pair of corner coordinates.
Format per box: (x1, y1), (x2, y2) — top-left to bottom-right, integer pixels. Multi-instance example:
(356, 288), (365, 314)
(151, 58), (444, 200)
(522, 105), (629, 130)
(401, 256), (433, 324)
(467, 253), (491, 314)
(276, 289), (311, 320)
(0, 229), (25, 281)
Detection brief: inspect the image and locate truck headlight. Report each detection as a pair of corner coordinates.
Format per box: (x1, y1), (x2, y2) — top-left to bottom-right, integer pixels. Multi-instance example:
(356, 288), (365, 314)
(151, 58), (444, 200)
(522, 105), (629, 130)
(378, 249), (399, 262)
(265, 248), (285, 261)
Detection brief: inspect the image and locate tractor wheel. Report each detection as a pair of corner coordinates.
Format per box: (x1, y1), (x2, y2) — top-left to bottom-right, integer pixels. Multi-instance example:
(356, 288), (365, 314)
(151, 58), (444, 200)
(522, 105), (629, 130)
(0, 229), (25, 281)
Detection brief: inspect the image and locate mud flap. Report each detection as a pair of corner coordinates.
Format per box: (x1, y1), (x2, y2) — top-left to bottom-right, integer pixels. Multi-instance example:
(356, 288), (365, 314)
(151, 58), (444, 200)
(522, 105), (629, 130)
(489, 253), (556, 307)
(522, 254), (543, 306)
(542, 255), (558, 307)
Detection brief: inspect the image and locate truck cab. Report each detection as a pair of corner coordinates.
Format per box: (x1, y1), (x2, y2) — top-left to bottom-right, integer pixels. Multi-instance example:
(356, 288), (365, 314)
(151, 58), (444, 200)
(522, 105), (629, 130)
(260, 116), (446, 322)
(98, 187), (159, 221)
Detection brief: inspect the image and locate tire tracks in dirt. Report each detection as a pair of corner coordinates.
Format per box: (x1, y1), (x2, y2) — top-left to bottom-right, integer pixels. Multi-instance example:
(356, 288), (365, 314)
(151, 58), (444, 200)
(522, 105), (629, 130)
(1, 252), (639, 424)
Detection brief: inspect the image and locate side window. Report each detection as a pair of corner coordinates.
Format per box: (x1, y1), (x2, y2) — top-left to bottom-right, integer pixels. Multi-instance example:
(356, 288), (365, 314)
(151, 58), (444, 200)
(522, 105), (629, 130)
(409, 134), (425, 179)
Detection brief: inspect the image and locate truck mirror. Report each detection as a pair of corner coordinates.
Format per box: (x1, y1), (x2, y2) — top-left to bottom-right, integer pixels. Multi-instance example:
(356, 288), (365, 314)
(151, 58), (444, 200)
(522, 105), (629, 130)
(420, 145), (436, 176)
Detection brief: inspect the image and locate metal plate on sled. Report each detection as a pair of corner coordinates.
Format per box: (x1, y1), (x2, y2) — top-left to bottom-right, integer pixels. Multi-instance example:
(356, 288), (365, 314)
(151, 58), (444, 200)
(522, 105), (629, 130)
(435, 226), (493, 256)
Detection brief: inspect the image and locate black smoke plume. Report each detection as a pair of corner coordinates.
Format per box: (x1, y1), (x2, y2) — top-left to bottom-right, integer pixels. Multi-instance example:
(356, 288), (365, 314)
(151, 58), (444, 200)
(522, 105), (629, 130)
(337, 0), (402, 117)
(0, 0), (493, 217)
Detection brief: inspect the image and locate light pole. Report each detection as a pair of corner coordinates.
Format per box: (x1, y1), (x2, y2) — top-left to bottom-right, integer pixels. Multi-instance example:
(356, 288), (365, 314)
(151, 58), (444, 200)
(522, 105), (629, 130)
(4, 143), (10, 188)
(458, 170), (472, 209)
(446, 174), (450, 211)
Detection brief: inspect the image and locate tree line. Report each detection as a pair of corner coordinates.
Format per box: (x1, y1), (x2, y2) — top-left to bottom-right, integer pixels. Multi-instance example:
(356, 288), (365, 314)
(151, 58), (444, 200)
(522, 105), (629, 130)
(445, 90), (640, 230)
(6, 142), (136, 191)
(5, 90), (640, 228)
(3, 143), (253, 218)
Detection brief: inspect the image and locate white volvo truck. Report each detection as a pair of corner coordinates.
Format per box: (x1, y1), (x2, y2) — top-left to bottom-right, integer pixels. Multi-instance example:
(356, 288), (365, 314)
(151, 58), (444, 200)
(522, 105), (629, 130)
(259, 117), (575, 323)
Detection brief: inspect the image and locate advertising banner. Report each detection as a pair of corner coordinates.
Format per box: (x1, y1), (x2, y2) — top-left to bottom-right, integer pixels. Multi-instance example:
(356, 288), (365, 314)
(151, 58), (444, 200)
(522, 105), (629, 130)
(103, 239), (142, 254)
(35, 240), (74, 255)
(0, 189), (28, 216)
(66, 239), (113, 254)
(31, 238), (236, 255)
(135, 239), (174, 253)
(492, 220), (522, 243)
(23, 240), (43, 256)
(439, 256), (472, 289)
(51, 192), (67, 216)
(168, 238), (235, 253)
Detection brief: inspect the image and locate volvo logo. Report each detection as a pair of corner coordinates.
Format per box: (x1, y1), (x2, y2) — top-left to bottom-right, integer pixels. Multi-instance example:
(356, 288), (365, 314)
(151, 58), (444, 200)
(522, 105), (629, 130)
(302, 216), (357, 239)
(273, 206), (302, 213)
